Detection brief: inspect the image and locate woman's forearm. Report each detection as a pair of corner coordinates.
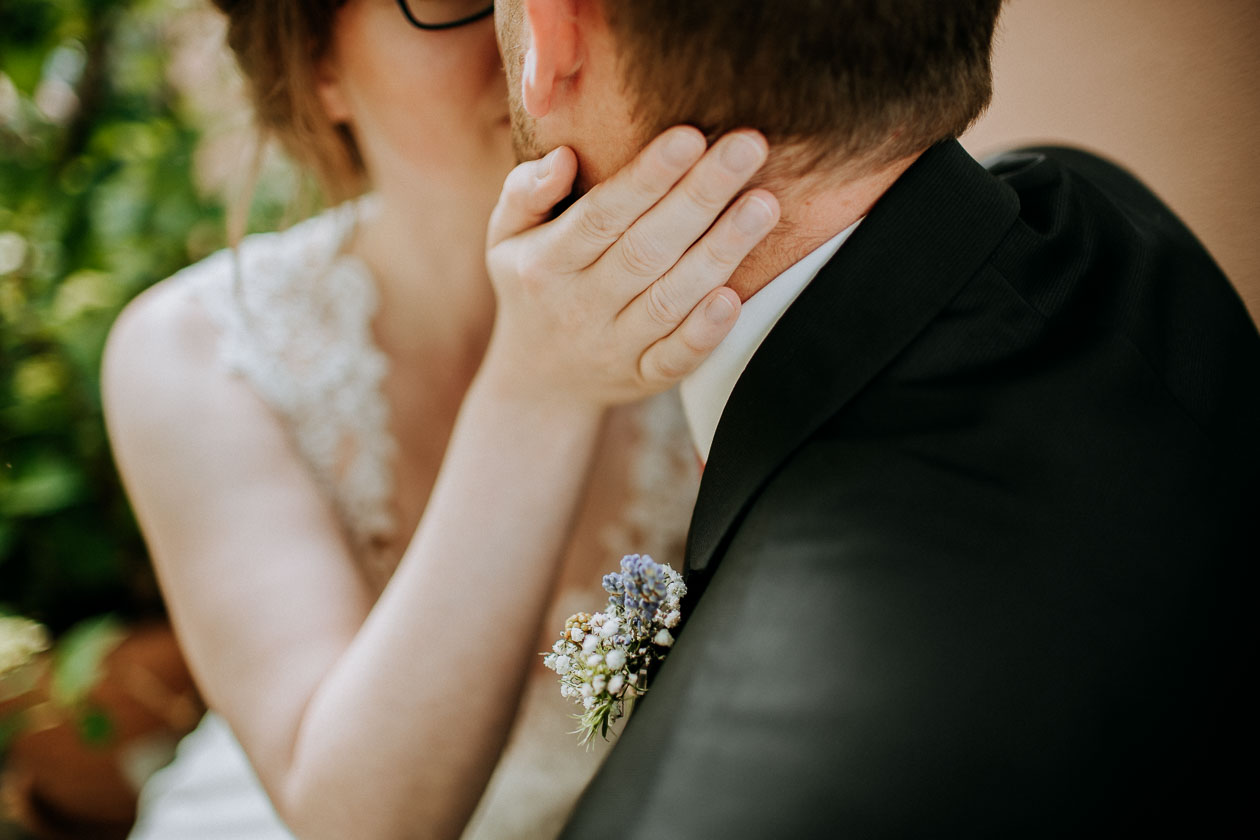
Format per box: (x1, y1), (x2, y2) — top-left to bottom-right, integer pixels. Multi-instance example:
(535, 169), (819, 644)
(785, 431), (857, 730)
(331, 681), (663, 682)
(276, 376), (604, 840)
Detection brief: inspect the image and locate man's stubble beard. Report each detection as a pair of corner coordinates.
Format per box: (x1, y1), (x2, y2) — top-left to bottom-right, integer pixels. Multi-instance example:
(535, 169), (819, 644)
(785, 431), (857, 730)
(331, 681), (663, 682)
(507, 93), (544, 165)
(497, 6), (545, 165)
(502, 45), (587, 213)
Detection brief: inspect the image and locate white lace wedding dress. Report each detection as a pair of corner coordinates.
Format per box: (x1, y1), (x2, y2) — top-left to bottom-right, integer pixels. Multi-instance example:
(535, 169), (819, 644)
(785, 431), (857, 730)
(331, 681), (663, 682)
(127, 203), (699, 839)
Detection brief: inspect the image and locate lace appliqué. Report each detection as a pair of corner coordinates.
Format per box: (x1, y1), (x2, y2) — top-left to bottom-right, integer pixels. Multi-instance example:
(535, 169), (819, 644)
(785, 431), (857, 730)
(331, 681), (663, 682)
(189, 205), (397, 574)
(599, 390), (699, 567)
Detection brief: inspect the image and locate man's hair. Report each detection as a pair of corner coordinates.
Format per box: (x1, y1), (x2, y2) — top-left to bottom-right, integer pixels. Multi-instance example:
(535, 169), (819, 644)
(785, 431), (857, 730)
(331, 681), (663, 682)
(600, 0), (1004, 170)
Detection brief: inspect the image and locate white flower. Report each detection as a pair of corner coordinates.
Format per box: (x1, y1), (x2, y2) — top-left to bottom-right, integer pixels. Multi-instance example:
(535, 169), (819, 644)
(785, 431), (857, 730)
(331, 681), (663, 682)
(582, 634), (600, 653)
(586, 653), (603, 667)
(592, 675), (606, 694)
(663, 610), (681, 629)
(653, 628), (674, 647)
(0, 616), (51, 677)
(599, 618), (620, 638)
(554, 655), (571, 674)
(583, 696), (596, 710)
(604, 649), (626, 669)
(580, 684), (593, 698)
(607, 674), (624, 695)
(569, 627), (585, 643)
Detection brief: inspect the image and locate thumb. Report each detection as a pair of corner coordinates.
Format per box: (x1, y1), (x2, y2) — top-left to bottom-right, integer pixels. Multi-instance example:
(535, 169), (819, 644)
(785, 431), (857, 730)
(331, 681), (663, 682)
(486, 146), (578, 249)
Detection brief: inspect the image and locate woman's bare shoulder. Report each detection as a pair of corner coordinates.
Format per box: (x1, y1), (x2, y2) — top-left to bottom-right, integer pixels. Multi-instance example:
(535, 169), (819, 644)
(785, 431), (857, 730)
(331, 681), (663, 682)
(100, 249), (297, 512)
(102, 259), (230, 430)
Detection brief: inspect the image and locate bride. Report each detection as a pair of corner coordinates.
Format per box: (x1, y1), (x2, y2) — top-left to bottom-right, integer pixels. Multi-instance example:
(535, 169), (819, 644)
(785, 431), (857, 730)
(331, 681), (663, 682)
(103, 0), (778, 838)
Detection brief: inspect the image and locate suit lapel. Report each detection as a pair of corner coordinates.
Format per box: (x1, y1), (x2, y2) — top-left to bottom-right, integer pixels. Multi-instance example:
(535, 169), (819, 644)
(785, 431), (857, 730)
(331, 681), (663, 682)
(686, 140), (1021, 575)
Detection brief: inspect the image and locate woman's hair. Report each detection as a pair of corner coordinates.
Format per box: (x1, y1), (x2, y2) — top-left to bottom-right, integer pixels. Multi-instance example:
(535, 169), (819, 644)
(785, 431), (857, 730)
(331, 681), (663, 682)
(210, 0), (366, 209)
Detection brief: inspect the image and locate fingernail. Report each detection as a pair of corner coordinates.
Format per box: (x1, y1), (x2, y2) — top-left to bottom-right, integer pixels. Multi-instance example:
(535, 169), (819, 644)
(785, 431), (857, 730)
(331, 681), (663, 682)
(734, 195), (774, 235)
(536, 149), (556, 180)
(721, 135), (765, 173)
(664, 129), (704, 167)
(705, 294), (737, 324)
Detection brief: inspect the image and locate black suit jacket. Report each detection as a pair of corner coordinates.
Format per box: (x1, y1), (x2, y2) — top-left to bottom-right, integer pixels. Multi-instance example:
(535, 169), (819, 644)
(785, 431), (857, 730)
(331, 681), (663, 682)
(560, 140), (1259, 837)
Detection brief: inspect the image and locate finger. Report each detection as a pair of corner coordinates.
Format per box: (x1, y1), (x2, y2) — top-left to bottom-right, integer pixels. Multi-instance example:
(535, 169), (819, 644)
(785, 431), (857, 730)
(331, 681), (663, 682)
(620, 189), (779, 339)
(486, 147), (578, 250)
(604, 130), (769, 291)
(637, 287), (741, 389)
(544, 126), (707, 269)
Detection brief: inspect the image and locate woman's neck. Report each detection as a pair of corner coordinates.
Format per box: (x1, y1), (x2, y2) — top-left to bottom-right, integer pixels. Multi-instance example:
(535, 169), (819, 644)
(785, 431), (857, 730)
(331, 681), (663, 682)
(351, 183), (499, 374)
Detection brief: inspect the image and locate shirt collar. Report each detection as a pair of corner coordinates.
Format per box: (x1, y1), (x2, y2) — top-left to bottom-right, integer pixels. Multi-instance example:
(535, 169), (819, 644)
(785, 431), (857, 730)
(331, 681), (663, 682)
(679, 219), (861, 462)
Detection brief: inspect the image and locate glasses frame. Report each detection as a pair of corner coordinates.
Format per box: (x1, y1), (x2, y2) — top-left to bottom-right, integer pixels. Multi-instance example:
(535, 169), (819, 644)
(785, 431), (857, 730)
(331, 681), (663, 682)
(396, 0), (494, 30)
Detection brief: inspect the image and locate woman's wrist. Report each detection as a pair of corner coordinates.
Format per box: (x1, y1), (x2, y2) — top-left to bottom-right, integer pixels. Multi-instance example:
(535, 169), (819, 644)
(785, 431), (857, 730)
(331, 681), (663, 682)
(466, 359), (606, 431)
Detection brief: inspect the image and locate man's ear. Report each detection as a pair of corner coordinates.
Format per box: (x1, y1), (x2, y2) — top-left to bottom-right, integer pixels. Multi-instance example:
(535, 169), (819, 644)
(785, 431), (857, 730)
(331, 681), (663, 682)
(522, 0), (582, 118)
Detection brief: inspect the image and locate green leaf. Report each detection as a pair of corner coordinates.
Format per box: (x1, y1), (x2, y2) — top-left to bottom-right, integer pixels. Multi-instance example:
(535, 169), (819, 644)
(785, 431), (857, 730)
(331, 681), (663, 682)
(49, 614), (124, 709)
(0, 452), (85, 516)
(0, 710), (25, 756)
(76, 706), (115, 747)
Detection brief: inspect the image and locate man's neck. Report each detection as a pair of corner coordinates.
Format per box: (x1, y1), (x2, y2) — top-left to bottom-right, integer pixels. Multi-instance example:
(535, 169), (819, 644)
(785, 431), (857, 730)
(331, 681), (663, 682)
(726, 151), (923, 301)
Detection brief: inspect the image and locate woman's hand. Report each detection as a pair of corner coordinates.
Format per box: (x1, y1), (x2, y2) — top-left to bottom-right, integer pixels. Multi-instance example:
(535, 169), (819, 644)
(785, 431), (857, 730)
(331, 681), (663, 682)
(482, 126), (780, 409)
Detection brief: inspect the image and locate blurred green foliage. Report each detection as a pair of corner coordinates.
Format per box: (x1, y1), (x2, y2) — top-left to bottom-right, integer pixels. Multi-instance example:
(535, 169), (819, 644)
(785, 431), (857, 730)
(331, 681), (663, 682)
(0, 0), (283, 633)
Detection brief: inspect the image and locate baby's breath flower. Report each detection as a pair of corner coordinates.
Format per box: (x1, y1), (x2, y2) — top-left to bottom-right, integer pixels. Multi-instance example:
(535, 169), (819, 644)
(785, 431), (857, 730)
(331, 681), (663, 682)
(653, 628), (674, 647)
(605, 649), (626, 669)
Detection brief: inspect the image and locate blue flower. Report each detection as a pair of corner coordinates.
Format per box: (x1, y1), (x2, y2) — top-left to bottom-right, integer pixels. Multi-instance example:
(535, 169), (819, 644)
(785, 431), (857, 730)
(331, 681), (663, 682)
(602, 572), (625, 597)
(617, 554), (672, 631)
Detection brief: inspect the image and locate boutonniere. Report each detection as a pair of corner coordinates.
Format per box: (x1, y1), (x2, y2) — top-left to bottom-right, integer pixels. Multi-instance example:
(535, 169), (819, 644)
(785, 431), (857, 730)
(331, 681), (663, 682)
(543, 554), (685, 745)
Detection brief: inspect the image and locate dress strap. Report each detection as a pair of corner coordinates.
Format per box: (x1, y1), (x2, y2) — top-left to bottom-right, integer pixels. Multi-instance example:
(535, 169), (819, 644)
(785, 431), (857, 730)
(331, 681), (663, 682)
(189, 202), (398, 576)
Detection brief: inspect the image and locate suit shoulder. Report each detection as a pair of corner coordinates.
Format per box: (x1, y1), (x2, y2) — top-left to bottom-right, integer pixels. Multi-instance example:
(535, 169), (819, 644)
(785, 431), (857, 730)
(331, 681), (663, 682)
(985, 145), (1207, 258)
(979, 145), (1260, 453)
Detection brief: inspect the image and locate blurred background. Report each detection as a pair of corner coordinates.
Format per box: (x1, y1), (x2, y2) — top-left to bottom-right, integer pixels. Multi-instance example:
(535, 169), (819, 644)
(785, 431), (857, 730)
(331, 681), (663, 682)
(1, 1), (289, 837)
(0, 0), (1257, 837)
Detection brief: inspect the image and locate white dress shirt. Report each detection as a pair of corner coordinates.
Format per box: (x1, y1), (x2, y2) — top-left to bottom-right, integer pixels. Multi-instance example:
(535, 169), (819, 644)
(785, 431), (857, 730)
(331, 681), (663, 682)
(680, 219), (861, 462)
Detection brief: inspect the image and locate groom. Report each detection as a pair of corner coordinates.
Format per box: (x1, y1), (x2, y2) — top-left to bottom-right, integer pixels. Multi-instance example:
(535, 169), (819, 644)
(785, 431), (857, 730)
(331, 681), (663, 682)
(499, 1), (1259, 835)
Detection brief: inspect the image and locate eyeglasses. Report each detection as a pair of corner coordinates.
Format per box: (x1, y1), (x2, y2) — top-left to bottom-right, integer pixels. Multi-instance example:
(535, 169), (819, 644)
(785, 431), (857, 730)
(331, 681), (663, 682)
(397, 0), (494, 30)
